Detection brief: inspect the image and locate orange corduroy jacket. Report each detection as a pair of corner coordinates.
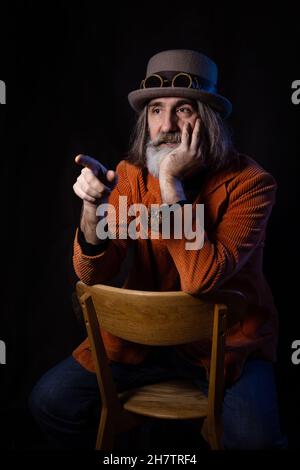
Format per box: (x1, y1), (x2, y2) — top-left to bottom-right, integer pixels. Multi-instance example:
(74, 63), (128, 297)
(72, 153), (278, 384)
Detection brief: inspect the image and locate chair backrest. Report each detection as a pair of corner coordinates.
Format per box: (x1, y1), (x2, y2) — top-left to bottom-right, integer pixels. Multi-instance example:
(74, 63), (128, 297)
(76, 282), (225, 346)
(76, 281), (247, 449)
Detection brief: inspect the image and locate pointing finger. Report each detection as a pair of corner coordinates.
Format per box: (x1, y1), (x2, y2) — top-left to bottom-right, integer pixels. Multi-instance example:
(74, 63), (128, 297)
(75, 154), (107, 177)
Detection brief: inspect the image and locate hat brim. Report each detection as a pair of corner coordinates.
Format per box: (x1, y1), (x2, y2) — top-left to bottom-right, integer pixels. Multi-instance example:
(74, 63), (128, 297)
(128, 87), (232, 118)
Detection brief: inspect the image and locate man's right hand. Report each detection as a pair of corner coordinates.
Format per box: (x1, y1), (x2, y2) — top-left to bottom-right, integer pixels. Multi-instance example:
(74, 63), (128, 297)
(73, 154), (116, 207)
(73, 154), (117, 244)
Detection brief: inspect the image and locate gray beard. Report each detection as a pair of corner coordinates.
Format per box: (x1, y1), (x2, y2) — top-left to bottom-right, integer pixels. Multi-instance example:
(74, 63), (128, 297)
(145, 143), (180, 178)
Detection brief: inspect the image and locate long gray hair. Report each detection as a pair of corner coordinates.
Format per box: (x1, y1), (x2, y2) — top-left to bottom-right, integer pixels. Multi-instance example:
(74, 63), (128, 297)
(127, 101), (235, 171)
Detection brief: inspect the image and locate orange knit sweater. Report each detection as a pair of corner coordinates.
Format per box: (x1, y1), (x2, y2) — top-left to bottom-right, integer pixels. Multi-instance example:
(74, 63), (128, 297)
(72, 153), (278, 384)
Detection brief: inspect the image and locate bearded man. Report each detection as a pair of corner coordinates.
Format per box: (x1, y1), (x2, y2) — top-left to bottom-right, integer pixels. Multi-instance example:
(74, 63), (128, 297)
(29, 49), (287, 449)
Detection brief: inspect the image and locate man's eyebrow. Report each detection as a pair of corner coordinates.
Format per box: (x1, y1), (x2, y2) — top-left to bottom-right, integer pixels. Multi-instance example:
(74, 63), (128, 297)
(148, 101), (165, 108)
(148, 99), (196, 108)
(174, 99), (195, 107)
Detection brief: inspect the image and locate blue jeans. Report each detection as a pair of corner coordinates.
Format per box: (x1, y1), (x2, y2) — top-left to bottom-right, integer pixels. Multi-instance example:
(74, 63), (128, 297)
(29, 348), (287, 450)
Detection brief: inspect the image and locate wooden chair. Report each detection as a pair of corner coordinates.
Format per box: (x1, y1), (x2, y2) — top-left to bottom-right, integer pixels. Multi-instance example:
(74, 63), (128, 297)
(76, 281), (246, 450)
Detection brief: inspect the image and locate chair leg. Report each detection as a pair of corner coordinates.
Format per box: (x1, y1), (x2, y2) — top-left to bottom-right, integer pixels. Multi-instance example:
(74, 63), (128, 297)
(96, 408), (115, 450)
(202, 417), (223, 450)
(96, 408), (144, 450)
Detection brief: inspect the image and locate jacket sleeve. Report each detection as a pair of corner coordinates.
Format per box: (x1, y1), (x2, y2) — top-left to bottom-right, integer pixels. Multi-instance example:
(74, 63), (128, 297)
(73, 160), (132, 285)
(164, 170), (277, 294)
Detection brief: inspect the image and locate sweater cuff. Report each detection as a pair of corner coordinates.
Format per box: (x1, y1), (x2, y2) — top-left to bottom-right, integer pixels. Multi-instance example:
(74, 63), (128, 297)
(77, 227), (109, 256)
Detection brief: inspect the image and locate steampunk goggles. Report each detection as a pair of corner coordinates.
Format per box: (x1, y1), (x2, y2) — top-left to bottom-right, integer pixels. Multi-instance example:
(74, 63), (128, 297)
(140, 72), (202, 90)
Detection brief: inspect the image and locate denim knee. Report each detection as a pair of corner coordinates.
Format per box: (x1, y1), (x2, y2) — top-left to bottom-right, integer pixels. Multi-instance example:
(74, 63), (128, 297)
(222, 403), (287, 449)
(28, 371), (66, 423)
(28, 356), (99, 425)
(221, 360), (288, 449)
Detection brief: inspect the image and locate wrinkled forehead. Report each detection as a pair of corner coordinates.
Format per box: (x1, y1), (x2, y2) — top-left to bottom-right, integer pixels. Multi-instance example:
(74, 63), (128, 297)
(147, 97), (197, 108)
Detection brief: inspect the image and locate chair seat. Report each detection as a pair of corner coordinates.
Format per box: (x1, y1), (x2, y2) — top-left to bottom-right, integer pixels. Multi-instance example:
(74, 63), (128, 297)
(119, 379), (208, 419)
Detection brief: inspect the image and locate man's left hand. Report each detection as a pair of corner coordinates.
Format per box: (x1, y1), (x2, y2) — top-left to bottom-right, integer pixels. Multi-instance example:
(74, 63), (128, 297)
(159, 118), (202, 179)
(158, 119), (202, 204)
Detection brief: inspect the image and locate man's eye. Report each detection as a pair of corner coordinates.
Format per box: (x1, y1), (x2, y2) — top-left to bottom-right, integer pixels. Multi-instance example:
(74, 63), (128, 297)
(177, 107), (192, 114)
(151, 108), (161, 114)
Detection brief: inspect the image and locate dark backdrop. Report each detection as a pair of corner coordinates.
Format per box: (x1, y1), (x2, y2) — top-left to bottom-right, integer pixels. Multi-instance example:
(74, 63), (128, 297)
(0, 3), (299, 450)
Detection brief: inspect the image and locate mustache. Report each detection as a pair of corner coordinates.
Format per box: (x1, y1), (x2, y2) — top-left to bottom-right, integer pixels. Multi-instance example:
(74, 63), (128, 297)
(149, 132), (182, 147)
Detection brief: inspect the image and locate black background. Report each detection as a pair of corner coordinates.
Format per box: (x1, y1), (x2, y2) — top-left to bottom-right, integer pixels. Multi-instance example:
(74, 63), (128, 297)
(0, 2), (299, 452)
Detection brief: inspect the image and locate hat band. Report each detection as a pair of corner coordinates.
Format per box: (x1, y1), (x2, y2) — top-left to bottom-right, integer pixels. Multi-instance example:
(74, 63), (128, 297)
(140, 71), (216, 93)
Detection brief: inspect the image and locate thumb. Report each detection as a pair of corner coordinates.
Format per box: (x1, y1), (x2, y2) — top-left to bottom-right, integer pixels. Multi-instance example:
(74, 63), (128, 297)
(106, 170), (118, 189)
(106, 170), (116, 183)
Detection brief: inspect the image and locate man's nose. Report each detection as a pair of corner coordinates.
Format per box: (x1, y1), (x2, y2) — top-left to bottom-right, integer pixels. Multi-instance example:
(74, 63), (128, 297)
(160, 111), (178, 133)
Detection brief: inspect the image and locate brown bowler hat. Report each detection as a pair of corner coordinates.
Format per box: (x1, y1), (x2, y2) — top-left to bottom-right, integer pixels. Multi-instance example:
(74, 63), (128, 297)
(128, 49), (232, 118)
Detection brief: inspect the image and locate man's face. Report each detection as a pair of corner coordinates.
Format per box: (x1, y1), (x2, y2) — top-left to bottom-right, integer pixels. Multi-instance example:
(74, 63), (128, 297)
(145, 97), (200, 178)
(147, 96), (199, 145)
